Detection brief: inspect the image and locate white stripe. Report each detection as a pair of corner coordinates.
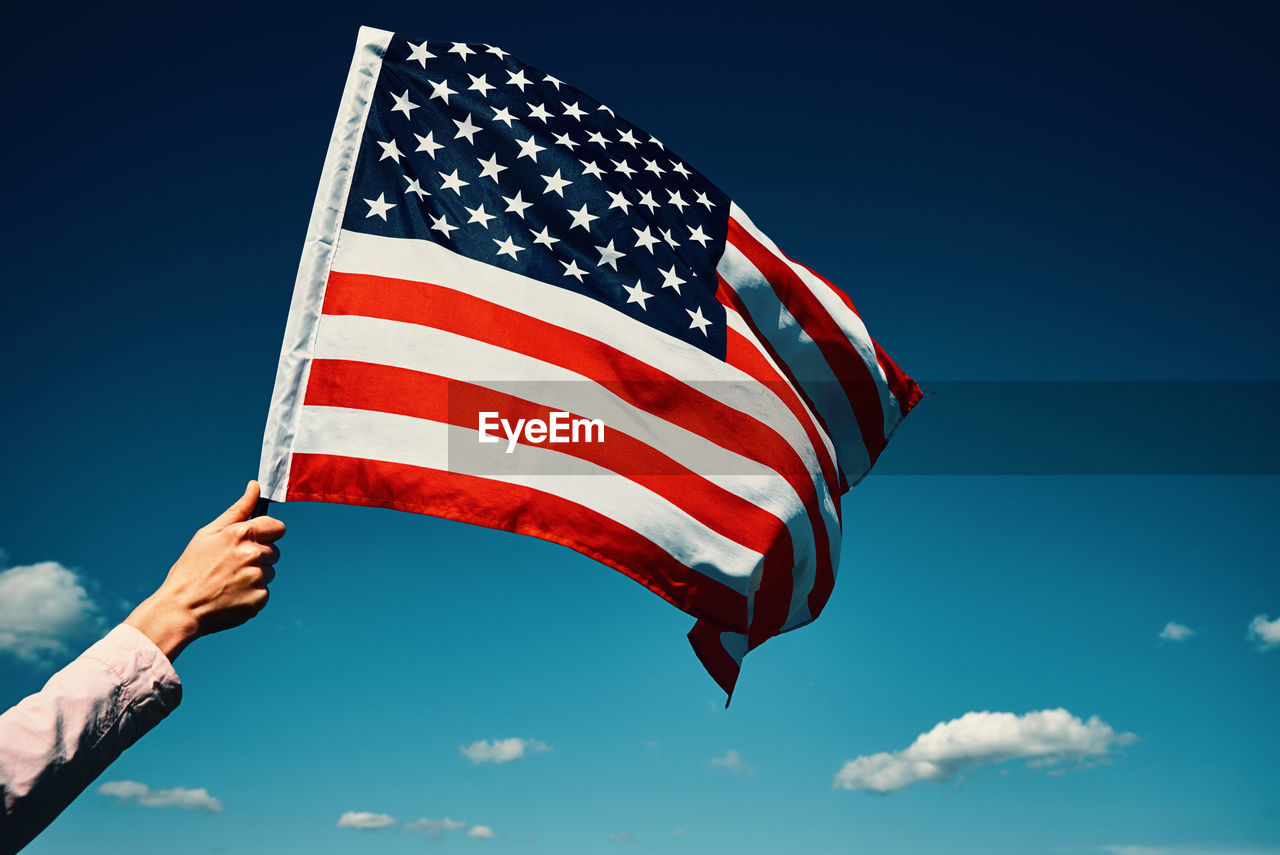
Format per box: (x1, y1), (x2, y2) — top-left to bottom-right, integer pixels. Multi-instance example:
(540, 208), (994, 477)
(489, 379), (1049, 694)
(292, 405), (762, 593)
(330, 228), (836, 506)
(312, 313), (829, 604)
(723, 307), (839, 629)
(731, 203), (903, 437)
(330, 229), (844, 634)
(258, 26), (393, 502)
(718, 240), (873, 480)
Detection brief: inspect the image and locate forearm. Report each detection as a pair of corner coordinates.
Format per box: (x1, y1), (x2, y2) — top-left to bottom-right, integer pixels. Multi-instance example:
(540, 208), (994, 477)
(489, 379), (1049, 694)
(0, 625), (181, 854)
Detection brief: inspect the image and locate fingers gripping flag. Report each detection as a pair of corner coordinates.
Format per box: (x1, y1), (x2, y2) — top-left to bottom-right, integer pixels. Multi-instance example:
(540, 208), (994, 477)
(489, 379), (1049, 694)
(259, 27), (921, 699)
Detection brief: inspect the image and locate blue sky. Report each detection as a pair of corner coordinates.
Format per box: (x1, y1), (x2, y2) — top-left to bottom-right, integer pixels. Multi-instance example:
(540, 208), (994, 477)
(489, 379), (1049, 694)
(1, 1), (1277, 853)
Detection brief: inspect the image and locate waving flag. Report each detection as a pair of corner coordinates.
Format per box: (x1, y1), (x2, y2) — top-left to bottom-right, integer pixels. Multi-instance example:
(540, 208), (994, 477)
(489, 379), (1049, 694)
(259, 26), (921, 698)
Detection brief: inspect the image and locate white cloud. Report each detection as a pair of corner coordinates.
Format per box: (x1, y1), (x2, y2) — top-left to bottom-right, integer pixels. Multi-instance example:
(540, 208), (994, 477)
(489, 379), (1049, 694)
(468, 825), (497, 838)
(608, 832), (633, 843)
(98, 780), (224, 812)
(1247, 614), (1280, 650)
(710, 749), (755, 775)
(336, 811), (397, 829)
(406, 817), (467, 833)
(0, 558), (104, 664)
(1159, 622), (1194, 641)
(833, 708), (1136, 793)
(460, 737), (552, 764)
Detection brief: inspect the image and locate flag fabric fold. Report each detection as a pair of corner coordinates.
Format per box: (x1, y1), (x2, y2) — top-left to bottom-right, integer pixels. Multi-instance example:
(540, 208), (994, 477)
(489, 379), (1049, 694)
(259, 26), (921, 698)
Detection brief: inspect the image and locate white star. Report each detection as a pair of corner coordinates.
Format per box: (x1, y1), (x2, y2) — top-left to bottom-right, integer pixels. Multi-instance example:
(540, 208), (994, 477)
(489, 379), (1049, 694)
(606, 189), (632, 213)
(623, 280), (652, 309)
(695, 191), (715, 210)
(476, 152), (507, 183)
(364, 193), (395, 220)
(526, 102), (552, 121)
(649, 134), (665, 149)
(632, 226), (660, 253)
(659, 266), (686, 293)
(544, 74), (563, 90)
(491, 106), (517, 127)
(428, 78), (456, 104)
(670, 160), (693, 179)
(688, 225), (712, 247)
(541, 169), (572, 196)
(502, 190), (532, 218)
(595, 239), (626, 269)
(611, 159), (636, 178)
(586, 130), (610, 148)
(561, 101), (587, 119)
(580, 160), (606, 180)
(390, 90), (419, 118)
(643, 157), (666, 177)
(453, 114), (482, 144)
(687, 306), (712, 335)
(660, 228), (680, 249)
(560, 258), (587, 282)
(530, 226), (559, 249)
(403, 176), (430, 200)
(449, 42), (475, 61)
(637, 191), (659, 213)
(485, 44), (509, 59)
(598, 104), (616, 117)
(553, 131), (579, 150)
(406, 40), (436, 67)
(438, 169), (469, 195)
(506, 69), (531, 91)
(616, 129), (640, 147)
(493, 236), (525, 260)
(377, 138), (403, 163)
(430, 213), (458, 238)
(414, 131), (444, 158)
(667, 190), (689, 212)
(568, 204), (598, 232)
(467, 73), (495, 96)
(465, 203), (495, 228)
(516, 135), (546, 162)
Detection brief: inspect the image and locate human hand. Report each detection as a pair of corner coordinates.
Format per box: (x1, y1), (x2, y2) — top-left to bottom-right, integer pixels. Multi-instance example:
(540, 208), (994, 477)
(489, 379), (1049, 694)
(125, 481), (285, 663)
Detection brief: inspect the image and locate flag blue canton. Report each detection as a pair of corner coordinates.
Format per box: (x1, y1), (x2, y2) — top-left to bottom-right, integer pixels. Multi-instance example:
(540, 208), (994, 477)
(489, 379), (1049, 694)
(343, 39), (731, 358)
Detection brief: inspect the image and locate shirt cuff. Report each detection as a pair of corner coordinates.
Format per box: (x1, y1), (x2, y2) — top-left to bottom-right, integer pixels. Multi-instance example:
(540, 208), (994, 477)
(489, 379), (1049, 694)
(83, 624), (183, 714)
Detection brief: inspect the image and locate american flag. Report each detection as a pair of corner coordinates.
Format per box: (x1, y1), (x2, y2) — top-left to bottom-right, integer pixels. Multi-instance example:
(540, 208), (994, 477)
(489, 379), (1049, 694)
(259, 27), (921, 698)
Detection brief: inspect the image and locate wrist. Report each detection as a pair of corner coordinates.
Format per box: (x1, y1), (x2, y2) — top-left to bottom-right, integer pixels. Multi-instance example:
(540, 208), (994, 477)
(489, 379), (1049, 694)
(125, 595), (201, 663)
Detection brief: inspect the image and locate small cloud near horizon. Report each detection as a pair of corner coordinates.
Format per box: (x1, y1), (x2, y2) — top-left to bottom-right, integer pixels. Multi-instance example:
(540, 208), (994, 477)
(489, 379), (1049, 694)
(468, 825), (497, 839)
(406, 817), (466, 833)
(1247, 614), (1280, 650)
(1159, 622), (1194, 641)
(710, 749), (755, 775)
(98, 781), (224, 812)
(833, 708), (1135, 793)
(460, 737), (552, 764)
(337, 811), (397, 830)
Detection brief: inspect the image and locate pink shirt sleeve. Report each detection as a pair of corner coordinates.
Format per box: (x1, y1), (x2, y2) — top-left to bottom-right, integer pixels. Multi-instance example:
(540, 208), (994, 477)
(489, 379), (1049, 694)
(0, 624), (182, 854)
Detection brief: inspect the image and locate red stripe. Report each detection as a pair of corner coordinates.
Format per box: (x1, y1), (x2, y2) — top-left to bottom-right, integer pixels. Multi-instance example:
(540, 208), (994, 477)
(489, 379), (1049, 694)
(725, 218), (889, 462)
(719, 283), (848, 503)
(304, 358), (795, 562)
(287, 452), (749, 632)
(687, 619), (742, 701)
(791, 259), (923, 418)
(321, 269), (835, 643)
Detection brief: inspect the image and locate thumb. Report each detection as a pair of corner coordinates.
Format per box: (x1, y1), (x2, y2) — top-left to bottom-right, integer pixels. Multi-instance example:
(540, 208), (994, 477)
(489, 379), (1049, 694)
(208, 480), (261, 529)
